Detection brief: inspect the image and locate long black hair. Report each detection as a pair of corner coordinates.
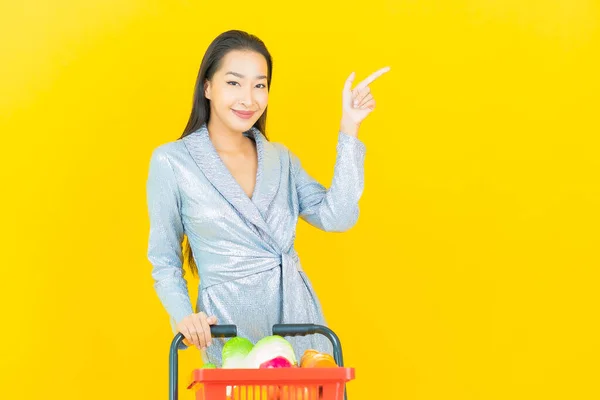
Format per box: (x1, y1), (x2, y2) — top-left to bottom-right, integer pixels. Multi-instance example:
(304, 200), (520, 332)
(179, 30), (273, 277)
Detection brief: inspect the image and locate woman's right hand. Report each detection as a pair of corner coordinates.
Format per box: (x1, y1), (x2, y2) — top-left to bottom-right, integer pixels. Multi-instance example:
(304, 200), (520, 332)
(176, 312), (218, 350)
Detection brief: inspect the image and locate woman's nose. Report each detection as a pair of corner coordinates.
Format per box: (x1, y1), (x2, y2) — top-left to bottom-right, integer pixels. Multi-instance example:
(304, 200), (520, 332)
(240, 88), (254, 107)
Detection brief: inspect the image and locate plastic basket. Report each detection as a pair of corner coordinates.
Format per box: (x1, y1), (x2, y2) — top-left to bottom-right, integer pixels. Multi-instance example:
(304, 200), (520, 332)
(188, 367), (354, 400)
(169, 324), (354, 400)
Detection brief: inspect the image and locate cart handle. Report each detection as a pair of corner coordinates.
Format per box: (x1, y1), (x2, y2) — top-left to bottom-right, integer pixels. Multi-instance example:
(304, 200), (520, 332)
(272, 324), (344, 367)
(272, 324), (348, 400)
(169, 325), (237, 400)
(169, 324), (347, 400)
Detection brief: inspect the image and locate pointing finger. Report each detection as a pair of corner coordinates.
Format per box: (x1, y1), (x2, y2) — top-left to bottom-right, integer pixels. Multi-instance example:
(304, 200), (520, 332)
(355, 66), (391, 91)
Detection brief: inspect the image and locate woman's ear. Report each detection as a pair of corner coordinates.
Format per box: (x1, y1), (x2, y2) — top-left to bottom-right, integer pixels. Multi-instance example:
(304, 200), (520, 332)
(204, 79), (211, 100)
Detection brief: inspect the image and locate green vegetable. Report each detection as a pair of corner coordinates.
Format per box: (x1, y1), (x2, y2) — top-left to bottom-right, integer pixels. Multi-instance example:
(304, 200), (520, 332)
(222, 337), (254, 368)
(244, 335), (297, 369)
(201, 363), (217, 369)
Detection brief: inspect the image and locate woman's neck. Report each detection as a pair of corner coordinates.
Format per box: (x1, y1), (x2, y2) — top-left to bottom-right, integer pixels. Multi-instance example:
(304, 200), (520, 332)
(206, 118), (249, 153)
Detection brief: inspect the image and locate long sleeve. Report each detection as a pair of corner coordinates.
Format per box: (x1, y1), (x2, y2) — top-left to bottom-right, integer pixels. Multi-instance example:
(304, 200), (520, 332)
(146, 147), (195, 327)
(291, 131), (366, 232)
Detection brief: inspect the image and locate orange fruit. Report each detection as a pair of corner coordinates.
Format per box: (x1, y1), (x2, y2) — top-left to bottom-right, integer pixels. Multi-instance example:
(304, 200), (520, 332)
(300, 349), (320, 367)
(300, 350), (337, 368)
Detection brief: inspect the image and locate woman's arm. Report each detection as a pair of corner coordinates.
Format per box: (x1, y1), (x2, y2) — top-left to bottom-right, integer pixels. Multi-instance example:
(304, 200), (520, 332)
(291, 66), (390, 232)
(291, 131), (366, 232)
(146, 147), (195, 327)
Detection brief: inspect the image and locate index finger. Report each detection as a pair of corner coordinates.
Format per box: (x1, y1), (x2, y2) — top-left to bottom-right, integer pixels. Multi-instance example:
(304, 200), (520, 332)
(354, 66), (391, 91)
(200, 315), (212, 348)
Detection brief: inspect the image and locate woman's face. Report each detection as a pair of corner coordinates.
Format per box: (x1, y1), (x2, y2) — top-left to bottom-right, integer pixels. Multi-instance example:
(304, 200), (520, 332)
(205, 50), (269, 133)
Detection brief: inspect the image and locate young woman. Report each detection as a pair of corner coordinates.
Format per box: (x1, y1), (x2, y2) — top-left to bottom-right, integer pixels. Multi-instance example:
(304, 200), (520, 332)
(146, 30), (389, 366)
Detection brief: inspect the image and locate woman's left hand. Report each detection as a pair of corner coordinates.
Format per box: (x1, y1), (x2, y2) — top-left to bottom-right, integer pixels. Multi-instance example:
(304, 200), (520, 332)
(340, 66), (391, 137)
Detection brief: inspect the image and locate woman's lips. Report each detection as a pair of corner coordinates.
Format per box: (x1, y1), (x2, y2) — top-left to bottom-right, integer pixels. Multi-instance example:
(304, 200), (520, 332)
(232, 109), (255, 119)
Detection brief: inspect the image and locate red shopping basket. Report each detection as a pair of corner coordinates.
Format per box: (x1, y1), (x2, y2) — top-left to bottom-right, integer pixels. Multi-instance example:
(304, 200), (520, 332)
(169, 324), (355, 400)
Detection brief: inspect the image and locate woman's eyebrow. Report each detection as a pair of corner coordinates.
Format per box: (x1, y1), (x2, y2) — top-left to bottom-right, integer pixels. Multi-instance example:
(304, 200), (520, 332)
(225, 71), (267, 80)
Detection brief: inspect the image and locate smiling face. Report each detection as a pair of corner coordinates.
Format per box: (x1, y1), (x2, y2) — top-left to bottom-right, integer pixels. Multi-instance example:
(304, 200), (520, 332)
(204, 50), (269, 134)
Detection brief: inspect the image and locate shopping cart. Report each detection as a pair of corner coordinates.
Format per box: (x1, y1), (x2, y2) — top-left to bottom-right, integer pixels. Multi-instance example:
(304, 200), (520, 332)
(169, 324), (355, 400)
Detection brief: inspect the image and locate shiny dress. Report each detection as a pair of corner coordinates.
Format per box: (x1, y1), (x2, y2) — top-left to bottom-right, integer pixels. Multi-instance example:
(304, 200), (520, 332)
(146, 123), (365, 366)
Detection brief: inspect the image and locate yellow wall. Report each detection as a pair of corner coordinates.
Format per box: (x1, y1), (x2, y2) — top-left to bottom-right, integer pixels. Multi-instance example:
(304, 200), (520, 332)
(1, 1), (598, 399)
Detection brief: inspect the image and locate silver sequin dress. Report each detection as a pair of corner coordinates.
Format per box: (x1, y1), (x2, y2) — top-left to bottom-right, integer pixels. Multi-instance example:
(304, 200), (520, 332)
(146, 123), (365, 366)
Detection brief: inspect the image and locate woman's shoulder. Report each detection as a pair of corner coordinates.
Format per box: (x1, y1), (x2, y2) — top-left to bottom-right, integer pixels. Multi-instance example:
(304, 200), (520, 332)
(264, 139), (297, 164)
(257, 131), (291, 156)
(149, 138), (188, 163)
(268, 138), (301, 162)
(269, 140), (289, 154)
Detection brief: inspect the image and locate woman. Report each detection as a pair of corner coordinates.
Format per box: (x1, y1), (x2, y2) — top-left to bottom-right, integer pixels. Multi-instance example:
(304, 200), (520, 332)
(146, 30), (389, 366)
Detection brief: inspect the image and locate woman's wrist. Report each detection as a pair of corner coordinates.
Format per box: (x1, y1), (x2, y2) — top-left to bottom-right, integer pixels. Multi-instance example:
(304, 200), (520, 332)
(340, 118), (360, 138)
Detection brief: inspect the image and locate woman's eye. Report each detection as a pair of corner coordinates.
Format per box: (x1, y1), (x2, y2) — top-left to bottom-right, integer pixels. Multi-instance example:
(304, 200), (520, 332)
(256, 84), (266, 89)
(227, 81), (240, 86)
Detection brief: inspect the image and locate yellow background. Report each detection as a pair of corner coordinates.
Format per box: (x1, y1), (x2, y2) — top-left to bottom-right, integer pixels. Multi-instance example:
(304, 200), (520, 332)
(1, 1), (599, 399)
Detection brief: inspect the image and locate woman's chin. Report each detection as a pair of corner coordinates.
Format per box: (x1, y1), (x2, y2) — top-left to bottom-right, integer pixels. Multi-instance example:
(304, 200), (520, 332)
(228, 117), (257, 132)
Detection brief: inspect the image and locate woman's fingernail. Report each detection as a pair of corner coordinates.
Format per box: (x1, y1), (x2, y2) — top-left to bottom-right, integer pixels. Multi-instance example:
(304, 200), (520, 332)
(208, 341), (212, 346)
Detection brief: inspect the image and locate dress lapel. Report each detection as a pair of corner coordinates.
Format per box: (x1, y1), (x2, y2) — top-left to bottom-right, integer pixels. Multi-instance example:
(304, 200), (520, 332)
(182, 124), (274, 241)
(250, 128), (281, 219)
